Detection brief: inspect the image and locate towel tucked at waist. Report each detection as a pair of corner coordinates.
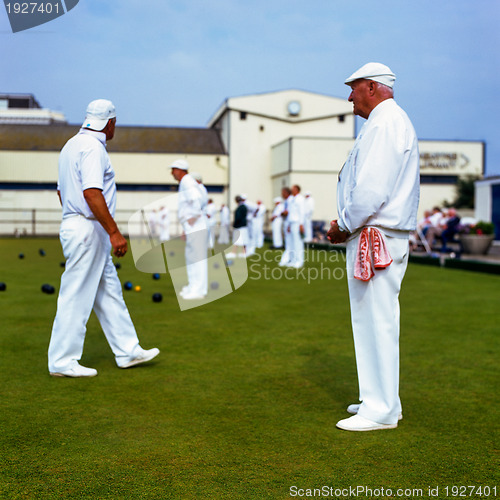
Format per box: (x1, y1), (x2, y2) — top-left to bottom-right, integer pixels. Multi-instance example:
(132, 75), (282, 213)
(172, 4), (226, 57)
(354, 227), (393, 281)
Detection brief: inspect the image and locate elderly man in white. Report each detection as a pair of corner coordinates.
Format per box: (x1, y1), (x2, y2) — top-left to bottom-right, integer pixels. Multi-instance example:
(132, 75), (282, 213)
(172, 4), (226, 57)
(48, 99), (159, 377)
(327, 63), (420, 431)
(242, 194), (257, 257)
(171, 160), (208, 300)
(270, 197), (284, 249)
(218, 204), (231, 245)
(288, 185), (306, 268)
(253, 200), (266, 249)
(303, 191), (315, 243)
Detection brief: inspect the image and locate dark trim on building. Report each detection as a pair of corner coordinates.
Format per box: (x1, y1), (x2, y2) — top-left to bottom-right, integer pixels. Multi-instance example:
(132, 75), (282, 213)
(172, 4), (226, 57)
(420, 175), (458, 184)
(0, 182), (226, 193)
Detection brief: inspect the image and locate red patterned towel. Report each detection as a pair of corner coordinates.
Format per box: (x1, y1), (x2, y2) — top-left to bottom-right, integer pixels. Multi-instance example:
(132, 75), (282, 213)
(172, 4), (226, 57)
(354, 228), (393, 281)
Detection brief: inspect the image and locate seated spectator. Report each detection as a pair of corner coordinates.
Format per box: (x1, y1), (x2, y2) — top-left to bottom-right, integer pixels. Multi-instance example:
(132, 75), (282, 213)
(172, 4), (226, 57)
(424, 207), (446, 248)
(410, 210), (432, 250)
(440, 208), (461, 252)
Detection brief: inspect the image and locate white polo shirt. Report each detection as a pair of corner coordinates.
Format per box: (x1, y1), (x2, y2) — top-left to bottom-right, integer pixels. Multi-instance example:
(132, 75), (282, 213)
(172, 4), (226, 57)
(337, 99), (420, 234)
(58, 128), (117, 219)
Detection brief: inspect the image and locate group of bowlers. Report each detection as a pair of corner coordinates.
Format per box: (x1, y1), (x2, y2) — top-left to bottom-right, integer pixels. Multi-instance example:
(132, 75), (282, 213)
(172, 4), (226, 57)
(48, 62), (420, 433)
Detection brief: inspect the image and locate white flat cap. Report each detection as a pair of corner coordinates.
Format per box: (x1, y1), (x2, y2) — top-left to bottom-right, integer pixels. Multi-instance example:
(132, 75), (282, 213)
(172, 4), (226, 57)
(170, 159), (189, 171)
(344, 62), (396, 89)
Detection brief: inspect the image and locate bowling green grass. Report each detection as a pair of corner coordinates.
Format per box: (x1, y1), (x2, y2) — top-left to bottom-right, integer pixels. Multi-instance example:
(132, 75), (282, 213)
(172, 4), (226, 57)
(0, 237), (498, 500)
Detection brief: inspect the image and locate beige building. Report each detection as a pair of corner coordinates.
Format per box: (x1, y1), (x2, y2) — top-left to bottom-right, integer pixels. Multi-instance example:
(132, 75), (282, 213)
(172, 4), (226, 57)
(0, 90), (485, 236)
(206, 89), (484, 223)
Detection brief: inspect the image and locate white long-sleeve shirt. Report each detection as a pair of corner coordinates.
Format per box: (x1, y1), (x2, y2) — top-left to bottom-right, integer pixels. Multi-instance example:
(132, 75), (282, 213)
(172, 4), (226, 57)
(178, 174), (204, 226)
(288, 193), (305, 225)
(337, 99), (420, 234)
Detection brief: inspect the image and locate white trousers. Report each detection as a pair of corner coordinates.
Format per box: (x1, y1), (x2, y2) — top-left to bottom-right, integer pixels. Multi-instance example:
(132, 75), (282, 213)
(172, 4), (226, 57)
(246, 220), (256, 255)
(48, 216), (141, 372)
(207, 221), (216, 249)
(304, 217), (313, 243)
(346, 232), (410, 425)
(218, 224), (230, 245)
(291, 222), (304, 267)
(183, 216), (208, 295)
(253, 219), (265, 248)
(279, 221), (293, 265)
(281, 221), (304, 267)
(272, 219), (283, 248)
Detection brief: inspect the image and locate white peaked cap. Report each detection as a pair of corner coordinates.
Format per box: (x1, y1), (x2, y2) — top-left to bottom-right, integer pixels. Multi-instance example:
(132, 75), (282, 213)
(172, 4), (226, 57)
(170, 159), (189, 171)
(344, 62), (396, 89)
(82, 99), (116, 131)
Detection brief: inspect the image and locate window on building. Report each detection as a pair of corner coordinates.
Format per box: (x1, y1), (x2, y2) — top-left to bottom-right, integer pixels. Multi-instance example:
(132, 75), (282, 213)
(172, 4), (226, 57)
(240, 111), (247, 120)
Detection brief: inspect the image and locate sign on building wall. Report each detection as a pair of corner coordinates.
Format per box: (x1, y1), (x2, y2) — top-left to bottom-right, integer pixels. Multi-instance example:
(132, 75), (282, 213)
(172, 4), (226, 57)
(418, 141), (484, 177)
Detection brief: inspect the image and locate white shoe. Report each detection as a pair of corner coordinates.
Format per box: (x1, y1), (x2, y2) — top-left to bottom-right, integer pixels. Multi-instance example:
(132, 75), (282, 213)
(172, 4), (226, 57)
(50, 364), (97, 378)
(118, 348), (160, 369)
(181, 291), (207, 300)
(336, 414), (397, 432)
(347, 403), (403, 421)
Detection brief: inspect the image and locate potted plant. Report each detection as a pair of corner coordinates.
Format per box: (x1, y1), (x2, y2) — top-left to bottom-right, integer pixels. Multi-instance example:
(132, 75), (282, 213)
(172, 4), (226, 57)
(460, 221), (495, 254)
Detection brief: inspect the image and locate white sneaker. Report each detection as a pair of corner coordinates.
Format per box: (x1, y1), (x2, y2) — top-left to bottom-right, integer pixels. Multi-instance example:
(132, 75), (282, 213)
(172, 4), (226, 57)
(118, 348), (160, 369)
(336, 414), (397, 432)
(347, 403), (403, 421)
(50, 364), (97, 378)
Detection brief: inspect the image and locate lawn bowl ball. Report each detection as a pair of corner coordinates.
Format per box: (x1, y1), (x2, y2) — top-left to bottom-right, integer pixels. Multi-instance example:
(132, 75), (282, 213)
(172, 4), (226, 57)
(152, 293), (163, 303)
(41, 284), (55, 294)
(60, 261), (66, 268)
(39, 249), (46, 257)
(124, 281), (133, 291)
(18, 253), (24, 259)
(114, 262), (121, 270)
(210, 281), (219, 290)
(152, 273), (160, 280)
(0, 282), (6, 291)
(134, 285), (141, 292)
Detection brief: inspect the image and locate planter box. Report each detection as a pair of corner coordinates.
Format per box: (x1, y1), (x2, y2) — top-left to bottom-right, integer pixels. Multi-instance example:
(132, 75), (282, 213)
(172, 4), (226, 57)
(459, 234), (495, 255)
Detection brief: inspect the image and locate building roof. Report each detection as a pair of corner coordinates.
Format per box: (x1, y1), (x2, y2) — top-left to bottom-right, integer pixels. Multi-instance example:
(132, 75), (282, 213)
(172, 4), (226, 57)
(0, 93), (41, 109)
(0, 124), (227, 155)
